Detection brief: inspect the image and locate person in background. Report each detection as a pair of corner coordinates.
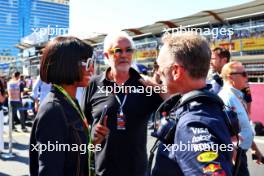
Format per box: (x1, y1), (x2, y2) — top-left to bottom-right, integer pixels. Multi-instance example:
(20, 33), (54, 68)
(208, 47), (230, 94)
(25, 76), (33, 90)
(19, 75), (26, 95)
(32, 75), (51, 112)
(7, 72), (27, 132)
(0, 78), (6, 153)
(218, 61), (263, 176)
(208, 47), (253, 114)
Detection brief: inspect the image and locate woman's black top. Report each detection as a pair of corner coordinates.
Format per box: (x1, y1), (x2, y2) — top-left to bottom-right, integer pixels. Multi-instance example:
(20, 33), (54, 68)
(29, 86), (89, 176)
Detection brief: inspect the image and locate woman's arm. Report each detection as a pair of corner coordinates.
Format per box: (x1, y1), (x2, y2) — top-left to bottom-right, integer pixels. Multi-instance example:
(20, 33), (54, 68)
(32, 102), (68, 175)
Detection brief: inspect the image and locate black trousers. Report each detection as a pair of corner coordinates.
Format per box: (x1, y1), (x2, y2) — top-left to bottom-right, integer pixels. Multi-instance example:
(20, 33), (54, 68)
(8, 101), (26, 129)
(237, 149), (249, 176)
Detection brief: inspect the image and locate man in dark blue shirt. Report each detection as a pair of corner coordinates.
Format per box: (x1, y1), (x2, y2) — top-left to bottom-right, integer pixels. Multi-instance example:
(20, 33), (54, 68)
(152, 32), (233, 176)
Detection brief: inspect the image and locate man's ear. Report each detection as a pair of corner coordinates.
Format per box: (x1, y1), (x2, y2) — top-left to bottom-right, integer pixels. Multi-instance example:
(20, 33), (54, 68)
(227, 75), (235, 85)
(222, 57), (228, 65)
(171, 64), (182, 80)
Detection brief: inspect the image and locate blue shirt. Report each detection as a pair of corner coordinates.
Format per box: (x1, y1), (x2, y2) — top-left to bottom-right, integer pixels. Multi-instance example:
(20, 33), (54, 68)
(218, 84), (254, 150)
(32, 76), (51, 104)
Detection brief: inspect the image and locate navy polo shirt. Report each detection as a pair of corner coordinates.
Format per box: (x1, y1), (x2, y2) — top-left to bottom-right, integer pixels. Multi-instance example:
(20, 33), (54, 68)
(152, 90), (233, 176)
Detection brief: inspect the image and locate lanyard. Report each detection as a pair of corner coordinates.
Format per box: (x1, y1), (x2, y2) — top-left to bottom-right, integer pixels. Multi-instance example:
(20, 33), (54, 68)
(115, 94), (127, 112)
(53, 84), (88, 129)
(53, 84), (95, 176)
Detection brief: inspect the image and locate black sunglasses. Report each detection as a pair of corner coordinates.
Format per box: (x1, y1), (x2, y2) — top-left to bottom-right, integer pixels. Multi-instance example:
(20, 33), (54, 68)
(230, 71), (248, 77)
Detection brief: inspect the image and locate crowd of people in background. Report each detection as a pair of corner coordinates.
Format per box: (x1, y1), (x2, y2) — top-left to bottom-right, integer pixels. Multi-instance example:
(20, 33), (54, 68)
(0, 72), (49, 154)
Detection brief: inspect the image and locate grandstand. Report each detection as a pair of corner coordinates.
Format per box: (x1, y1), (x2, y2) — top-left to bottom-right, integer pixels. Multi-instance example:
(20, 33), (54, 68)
(84, 0), (264, 82)
(14, 0), (264, 82)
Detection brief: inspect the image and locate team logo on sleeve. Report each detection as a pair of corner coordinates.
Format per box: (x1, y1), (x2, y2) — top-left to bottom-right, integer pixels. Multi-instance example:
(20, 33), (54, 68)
(202, 163), (224, 175)
(197, 151), (218, 162)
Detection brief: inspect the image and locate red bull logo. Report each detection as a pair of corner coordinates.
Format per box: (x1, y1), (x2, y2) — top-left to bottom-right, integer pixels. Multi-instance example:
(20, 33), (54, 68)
(203, 163), (222, 173)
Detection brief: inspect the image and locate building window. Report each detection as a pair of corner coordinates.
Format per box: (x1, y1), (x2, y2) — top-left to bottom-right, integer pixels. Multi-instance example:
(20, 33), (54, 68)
(33, 16), (40, 26)
(6, 13), (12, 25)
(32, 2), (37, 10)
(9, 0), (14, 7)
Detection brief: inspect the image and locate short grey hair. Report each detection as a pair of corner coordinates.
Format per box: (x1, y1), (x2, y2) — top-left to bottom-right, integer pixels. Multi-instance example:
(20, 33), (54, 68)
(162, 32), (211, 79)
(103, 31), (135, 53)
(221, 61), (243, 81)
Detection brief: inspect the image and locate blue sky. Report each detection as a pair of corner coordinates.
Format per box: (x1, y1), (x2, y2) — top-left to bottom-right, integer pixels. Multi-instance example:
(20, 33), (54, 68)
(69, 0), (252, 38)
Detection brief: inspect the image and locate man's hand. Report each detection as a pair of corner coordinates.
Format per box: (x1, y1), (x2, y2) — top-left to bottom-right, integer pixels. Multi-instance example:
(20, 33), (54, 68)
(34, 99), (39, 112)
(93, 115), (109, 145)
(251, 141), (264, 164)
(139, 78), (169, 100)
(252, 149), (264, 164)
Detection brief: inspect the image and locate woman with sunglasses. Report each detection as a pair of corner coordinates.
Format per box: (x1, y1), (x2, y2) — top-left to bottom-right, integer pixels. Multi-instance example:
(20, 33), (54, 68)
(29, 36), (109, 176)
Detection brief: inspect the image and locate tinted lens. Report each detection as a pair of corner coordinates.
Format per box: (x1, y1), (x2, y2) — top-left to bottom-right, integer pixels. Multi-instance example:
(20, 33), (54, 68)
(113, 48), (122, 55)
(242, 72), (247, 77)
(231, 72), (248, 77)
(126, 48), (133, 53)
(111, 48), (134, 55)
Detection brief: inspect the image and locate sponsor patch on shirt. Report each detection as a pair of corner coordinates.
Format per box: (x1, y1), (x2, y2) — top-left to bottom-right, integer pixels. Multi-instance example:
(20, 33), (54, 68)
(197, 151), (218, 162)
(202, 163), (222, 173)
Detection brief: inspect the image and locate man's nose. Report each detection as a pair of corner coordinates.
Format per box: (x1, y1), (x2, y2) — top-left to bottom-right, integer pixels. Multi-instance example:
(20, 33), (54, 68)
(120, 49), (129, 57)
(120, 52), (126, 57)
